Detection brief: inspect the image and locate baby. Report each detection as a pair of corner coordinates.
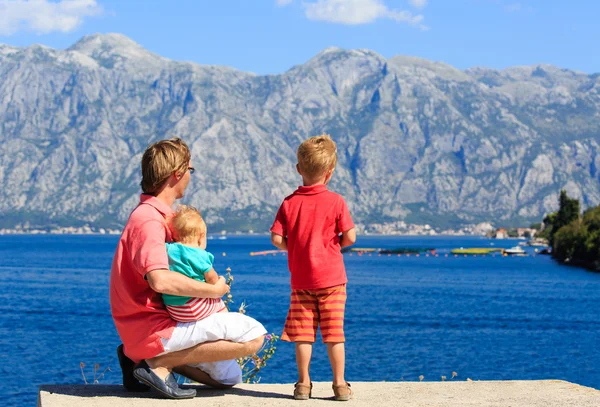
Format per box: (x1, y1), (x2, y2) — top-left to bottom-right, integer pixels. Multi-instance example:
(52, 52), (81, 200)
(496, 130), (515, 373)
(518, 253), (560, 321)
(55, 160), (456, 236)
(163, 205), (243, 386)
(163, 205), (227, 322)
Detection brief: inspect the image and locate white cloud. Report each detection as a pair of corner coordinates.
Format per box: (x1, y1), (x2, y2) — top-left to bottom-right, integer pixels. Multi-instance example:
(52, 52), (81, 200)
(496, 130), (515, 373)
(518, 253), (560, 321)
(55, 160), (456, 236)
(303, 0), (425, 28)
(409, 0), (428, 9)
(504, 3), (521, 12)
(503, 2), (534, 13)
(276, 0), (293, 6)
(0, 0), (102, 36)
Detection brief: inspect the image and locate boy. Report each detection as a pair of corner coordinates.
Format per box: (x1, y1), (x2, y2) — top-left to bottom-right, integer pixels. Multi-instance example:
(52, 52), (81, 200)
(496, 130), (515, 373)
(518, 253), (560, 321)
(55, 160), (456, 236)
(270, 134), (356, 401)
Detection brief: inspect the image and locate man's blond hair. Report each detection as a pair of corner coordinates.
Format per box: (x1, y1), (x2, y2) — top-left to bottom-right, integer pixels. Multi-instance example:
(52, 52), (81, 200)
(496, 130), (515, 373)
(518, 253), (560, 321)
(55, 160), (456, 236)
(297, 133), (338, 180)
(169, 205), (206, 243)
(141, 138), (191, 194)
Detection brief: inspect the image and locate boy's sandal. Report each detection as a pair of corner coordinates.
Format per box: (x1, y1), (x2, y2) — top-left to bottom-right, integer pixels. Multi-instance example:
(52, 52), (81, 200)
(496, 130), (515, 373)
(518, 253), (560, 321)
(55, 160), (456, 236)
(332, 382), (353, 401)
(293, 382), (313, 400)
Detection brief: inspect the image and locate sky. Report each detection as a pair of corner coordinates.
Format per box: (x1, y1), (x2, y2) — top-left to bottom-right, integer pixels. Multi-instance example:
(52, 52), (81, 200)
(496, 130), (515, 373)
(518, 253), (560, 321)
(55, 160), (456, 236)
(0, 0), (598, 75)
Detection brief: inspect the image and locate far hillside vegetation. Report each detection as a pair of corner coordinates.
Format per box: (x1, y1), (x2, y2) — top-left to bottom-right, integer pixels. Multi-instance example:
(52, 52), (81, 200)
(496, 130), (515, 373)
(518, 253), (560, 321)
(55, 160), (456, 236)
(541, 190), (600, 271)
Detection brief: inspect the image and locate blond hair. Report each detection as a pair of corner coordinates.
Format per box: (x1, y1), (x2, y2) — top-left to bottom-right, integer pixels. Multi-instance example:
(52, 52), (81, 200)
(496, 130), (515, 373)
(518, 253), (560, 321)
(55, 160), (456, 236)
(169, 205), (206, 244)
(297, 133), (338, 180)
(141, 138), (191, 194)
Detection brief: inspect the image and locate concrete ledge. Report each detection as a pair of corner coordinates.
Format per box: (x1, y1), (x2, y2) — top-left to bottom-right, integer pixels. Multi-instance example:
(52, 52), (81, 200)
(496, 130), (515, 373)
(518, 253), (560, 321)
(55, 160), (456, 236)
(38, 380), (600, 407)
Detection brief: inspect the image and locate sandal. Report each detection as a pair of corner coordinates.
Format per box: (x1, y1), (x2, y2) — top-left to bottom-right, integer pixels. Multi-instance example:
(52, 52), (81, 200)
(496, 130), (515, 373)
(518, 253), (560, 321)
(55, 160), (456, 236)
(293, 382), (312, 400)
(332, 382), (353, 401)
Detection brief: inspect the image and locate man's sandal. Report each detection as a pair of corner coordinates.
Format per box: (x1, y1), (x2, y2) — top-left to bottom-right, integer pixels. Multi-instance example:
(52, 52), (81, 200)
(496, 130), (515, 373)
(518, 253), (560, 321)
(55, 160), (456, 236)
(293, 382), (313, 400)
(332, 382), (353, 401)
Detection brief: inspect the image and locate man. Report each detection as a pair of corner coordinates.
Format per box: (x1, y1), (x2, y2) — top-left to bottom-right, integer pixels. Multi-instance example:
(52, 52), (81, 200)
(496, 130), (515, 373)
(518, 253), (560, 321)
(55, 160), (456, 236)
(110, 138), (266, 399)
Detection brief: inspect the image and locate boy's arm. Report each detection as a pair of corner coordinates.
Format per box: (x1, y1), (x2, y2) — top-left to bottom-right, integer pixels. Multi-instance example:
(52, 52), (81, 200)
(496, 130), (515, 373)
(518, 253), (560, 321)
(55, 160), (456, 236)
(339, 228), (357, 248)
(204, 268), (219, 285)
(271, 232), (288, 251)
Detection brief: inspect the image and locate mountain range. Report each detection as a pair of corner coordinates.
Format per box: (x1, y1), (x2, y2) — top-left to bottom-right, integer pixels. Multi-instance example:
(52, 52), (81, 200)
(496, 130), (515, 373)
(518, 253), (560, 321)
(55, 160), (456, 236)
(0, 33), (599, 232)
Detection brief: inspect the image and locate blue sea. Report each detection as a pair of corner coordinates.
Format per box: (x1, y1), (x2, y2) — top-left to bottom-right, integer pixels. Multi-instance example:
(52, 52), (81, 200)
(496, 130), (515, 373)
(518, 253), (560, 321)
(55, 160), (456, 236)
(1, 234), (599, 406)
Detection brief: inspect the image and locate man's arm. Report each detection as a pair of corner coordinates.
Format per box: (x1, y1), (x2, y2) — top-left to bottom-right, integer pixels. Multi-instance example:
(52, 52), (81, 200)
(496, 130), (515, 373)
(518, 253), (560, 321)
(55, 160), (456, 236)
(203, 268), (219, 285)
(146, 269), (229, 298)
(339, 228), (356, 248)
(271, 232), (288, 251)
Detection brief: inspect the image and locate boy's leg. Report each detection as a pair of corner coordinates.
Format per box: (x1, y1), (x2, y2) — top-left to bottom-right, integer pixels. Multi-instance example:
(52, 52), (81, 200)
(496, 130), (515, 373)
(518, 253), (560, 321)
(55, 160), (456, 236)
(281, 289), (318, 393)
(296, 342), (313, 385)
(317, 284), (347, 385)
(327, 342), (345, 386)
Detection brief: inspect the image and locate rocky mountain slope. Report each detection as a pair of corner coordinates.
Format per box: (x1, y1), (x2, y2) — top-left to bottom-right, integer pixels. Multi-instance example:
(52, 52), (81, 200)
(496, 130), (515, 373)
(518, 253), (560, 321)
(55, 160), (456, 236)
(0, 33), (598, 231)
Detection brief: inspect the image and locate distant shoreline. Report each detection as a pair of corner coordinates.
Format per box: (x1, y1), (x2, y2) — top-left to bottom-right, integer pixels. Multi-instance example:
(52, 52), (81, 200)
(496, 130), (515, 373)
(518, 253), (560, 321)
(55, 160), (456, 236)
(0, 229), (509, 238)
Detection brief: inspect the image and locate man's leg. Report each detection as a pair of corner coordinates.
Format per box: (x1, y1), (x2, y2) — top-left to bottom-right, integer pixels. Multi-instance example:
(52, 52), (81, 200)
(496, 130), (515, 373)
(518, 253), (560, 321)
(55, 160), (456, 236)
(149, 336), (264, 372)
(142, 313), (267, 380)
(117, 344), (150, 392)
(173, 365), (235, 389)
(134, 313), (266, 399)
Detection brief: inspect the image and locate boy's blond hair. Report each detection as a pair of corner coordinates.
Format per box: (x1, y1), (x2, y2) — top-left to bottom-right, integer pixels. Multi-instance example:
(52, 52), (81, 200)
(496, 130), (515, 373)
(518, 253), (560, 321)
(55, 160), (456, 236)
(169, 205), (206, 244)
(141, 138), (191, 194)
(297, 133), (338, 180)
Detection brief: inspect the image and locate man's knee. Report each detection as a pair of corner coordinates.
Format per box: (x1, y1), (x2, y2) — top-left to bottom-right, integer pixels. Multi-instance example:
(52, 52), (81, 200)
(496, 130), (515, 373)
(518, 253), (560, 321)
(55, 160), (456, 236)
(245, 335), (266, 355)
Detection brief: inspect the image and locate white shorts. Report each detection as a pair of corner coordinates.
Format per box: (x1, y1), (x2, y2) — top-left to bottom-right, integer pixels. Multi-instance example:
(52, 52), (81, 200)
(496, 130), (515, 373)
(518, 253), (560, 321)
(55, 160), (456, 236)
(161, 312), (267, 385)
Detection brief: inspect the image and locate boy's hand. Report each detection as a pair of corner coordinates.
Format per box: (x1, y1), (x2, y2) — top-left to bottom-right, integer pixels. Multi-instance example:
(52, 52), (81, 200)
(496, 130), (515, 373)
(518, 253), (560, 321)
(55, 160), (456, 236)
(271, 232), (288, 251)
(339, 228), (357, 248)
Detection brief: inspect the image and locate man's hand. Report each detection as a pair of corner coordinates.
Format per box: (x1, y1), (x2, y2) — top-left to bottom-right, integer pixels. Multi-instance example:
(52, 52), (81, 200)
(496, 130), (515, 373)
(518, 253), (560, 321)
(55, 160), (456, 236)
(214, 276), (230, 296)
(147, 268), (228, 298)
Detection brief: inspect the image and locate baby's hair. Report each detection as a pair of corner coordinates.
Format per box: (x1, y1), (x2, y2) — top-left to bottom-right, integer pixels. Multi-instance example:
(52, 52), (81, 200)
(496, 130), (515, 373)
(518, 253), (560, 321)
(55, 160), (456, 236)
(297, 133), (338, 180)
(170, 205), (206, 243)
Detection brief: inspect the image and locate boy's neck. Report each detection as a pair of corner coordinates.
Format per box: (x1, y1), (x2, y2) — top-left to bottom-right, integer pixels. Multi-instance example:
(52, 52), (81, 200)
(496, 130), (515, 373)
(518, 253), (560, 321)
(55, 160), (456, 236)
(302, 174), (329, 187)
(302, 179), (327, 187)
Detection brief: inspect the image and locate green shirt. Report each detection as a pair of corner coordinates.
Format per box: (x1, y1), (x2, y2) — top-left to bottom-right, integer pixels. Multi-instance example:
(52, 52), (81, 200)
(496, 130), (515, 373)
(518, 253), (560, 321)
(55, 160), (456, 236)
(162, 242), (214, 306)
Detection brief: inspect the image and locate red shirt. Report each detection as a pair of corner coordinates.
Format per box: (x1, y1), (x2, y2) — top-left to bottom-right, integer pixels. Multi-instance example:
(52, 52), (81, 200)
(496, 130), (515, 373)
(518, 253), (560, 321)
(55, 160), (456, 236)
(271, 184), (354, 290)
(109, 194), (177, 362)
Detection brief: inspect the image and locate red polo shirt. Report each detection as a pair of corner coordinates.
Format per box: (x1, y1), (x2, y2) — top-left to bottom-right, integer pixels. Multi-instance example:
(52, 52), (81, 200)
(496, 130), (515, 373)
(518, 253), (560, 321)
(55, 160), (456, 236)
(109, 194), (176, 362)
(271, 184), (354, 290)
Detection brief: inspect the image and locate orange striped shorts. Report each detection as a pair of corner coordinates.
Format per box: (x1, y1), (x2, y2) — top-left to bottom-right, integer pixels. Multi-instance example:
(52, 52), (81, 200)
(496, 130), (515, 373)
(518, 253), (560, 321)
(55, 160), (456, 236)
(281, 284), (346, 343)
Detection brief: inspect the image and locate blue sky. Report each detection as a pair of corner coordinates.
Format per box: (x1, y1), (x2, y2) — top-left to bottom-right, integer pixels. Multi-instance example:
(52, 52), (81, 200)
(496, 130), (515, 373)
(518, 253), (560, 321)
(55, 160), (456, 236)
(0, 0), (598, 75)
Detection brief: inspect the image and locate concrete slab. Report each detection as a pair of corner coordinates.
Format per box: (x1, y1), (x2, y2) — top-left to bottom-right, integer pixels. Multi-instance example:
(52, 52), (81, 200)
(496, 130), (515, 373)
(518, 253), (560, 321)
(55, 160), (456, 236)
(38, 380), (600, 407)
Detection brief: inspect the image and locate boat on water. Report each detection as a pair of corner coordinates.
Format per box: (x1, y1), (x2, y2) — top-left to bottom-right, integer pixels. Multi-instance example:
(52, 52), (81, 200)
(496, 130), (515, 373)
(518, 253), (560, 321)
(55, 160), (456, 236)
(526, 238), (549, 247)
(503, 246), (526, 255)
(341, 247), (378, 253)
(250, 249), (286, 256)
(341, 247), (435, 255)
(451, 247), (503, 255)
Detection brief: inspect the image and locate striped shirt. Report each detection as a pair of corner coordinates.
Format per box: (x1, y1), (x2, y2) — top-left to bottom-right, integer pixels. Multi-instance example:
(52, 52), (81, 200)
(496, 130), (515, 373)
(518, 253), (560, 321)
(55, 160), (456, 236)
(166, 297), (226, 322)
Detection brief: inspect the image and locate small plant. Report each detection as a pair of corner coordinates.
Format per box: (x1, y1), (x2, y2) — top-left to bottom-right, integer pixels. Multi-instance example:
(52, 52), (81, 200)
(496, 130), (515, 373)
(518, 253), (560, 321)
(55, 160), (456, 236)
(237, 333), (279, 383)
(80, 362), (111, 384)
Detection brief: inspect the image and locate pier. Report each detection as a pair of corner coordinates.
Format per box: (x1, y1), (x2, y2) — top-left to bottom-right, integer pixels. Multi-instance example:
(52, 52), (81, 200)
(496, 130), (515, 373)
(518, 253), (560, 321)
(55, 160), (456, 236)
(38, 380), (600, 406)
